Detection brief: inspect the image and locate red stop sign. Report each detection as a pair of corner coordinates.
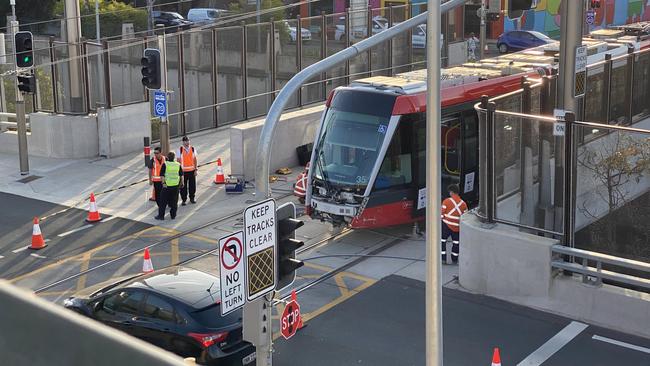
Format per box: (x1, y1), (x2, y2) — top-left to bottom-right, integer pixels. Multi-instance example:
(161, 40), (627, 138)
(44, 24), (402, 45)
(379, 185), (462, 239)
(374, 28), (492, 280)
(280, 299), (301, 340)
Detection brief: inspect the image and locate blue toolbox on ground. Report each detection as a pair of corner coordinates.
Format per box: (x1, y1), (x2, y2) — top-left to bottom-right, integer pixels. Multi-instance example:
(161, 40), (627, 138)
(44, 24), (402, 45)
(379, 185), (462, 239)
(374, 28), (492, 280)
(225, 176), (244, 194)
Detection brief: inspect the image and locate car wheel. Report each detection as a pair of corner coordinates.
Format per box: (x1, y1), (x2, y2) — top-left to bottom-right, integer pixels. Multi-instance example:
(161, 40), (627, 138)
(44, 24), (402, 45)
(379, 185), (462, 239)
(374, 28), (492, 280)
(498, 43), (508, 54)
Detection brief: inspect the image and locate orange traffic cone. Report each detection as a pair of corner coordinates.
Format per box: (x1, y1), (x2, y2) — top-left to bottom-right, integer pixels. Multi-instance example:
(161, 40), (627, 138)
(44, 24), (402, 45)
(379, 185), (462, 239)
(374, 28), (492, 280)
(30, 216), (47, 250)
(491, 347), (501, 366)
(149, 187), (156, 201)
(86, 193), (101, 223)
(214, 158), (225, 184)
(142, 248), (154, 273)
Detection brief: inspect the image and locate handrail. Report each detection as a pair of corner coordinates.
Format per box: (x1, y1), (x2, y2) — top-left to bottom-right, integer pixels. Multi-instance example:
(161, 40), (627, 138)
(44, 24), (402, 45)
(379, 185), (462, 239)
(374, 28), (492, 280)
(552, 245), (650, 273)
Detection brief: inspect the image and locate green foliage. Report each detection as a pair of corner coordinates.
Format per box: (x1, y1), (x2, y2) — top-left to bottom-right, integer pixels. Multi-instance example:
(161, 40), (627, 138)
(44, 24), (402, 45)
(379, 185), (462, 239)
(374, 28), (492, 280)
(0, 0), (57, 27)
(2, 68), (55, 114)
(54, 0), (148, 39)
(228, 0), (288, 24)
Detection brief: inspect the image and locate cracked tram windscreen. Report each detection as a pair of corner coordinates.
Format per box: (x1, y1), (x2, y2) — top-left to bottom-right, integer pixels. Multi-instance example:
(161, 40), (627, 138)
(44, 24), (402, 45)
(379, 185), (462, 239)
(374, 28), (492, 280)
(312, 89), (396, 189)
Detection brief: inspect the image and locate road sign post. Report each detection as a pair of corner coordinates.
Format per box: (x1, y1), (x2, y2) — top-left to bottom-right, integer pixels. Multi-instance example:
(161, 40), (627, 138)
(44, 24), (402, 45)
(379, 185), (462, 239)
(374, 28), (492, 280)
(219, 231), (245, 316)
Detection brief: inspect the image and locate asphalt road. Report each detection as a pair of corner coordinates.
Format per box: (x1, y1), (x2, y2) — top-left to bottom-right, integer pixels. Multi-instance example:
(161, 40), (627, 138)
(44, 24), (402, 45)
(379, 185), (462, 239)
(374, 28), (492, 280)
(0, 192), (151, 280)
(274, 275), (650, 365)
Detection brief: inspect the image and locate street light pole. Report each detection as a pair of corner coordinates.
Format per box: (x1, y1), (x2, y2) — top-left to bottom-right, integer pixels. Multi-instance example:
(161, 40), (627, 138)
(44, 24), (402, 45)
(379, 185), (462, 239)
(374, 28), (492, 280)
(480, 0), (486, 59)
(11, 0), (29, 175)
(426, 0), (442, 364)
(95, 0), (100, 41)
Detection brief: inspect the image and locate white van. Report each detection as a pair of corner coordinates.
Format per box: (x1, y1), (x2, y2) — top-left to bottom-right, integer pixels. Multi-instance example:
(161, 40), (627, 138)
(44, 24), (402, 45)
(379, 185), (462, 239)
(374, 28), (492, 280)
(187, 8), (230, 25)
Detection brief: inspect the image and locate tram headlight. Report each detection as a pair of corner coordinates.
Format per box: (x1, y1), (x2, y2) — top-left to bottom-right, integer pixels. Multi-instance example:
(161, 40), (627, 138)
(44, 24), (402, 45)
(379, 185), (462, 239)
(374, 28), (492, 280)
(318, 187), (328, 196)
(340, 191), (355, 203)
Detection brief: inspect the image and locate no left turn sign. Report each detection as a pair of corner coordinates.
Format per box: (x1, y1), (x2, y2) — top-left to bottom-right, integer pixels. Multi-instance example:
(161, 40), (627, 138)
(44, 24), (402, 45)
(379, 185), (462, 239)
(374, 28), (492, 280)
(219, 231), (246, 316)
(221, 236), (243, 270)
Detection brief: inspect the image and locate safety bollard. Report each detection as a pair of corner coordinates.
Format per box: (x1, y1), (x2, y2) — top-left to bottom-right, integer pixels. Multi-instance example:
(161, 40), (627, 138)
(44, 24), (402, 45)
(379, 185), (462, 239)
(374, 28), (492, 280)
(143, 137), (151, 168)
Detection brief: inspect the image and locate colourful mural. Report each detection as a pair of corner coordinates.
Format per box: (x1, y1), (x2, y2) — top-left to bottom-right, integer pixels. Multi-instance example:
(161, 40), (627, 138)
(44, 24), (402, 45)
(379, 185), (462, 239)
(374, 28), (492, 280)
(504, 0), (650, 39)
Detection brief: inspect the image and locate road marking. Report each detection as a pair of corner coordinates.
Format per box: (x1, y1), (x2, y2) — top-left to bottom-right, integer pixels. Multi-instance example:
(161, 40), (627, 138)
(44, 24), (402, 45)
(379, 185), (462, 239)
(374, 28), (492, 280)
(57, 224), (94, 237)
(30, 253), (47, 259)
(517, 321), (589, 366)
(12, 246), (30, 253)
(76, 252), (92, 291)
(0, 255), (4, 259)
(102, 216), (118, 223)
(592, 335), (650, 355)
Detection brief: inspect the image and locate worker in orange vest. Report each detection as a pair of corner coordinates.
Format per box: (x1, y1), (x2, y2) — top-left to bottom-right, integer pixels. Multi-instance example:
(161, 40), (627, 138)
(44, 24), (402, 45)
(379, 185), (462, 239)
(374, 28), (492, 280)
(149, 146), (165, 210)
(441, 184), (468, 264)
(177, 136), (198, 205)
(293, 162), (309, 204)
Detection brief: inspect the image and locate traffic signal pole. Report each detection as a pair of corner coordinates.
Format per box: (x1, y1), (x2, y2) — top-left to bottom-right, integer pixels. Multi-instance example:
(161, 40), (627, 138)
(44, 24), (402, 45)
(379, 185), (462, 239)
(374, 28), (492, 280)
(157, 34), (170, 154)
(480, 0), (487, 59)
(10, 1), (28, 175)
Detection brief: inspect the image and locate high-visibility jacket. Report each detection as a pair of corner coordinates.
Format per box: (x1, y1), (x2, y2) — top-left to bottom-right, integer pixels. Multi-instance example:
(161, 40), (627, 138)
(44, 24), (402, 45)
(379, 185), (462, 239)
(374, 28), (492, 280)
(441, 193), (468, 233)
(293, 163), (310, 198)
(164, 161), (182, 187)
(179, 146), (196, 172)
(151, 157), (165, 182)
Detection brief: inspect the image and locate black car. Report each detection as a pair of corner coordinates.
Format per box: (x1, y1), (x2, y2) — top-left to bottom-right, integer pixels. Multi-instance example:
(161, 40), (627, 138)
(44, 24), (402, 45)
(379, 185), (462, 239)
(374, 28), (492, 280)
(153, 11), (193, 33)
(63, 266), (256, 366)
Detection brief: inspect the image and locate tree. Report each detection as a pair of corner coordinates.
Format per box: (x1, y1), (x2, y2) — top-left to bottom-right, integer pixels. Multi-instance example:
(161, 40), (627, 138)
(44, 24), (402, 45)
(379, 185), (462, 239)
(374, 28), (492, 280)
(53, 0), (148, 39)
(0, 0), (58, 27)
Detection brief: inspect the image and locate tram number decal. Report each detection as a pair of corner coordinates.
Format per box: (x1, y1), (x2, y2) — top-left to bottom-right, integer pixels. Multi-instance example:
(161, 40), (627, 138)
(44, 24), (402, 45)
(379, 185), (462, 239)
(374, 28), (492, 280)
(356, 176), (369, 184)
(378, 125), (387, 134)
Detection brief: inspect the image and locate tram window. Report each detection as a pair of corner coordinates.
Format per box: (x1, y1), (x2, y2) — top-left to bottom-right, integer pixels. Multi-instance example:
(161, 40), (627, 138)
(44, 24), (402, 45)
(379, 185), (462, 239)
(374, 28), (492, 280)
(462, 113), (478, 171)
(583, 66), (607, 141)
(632, 53), (650, 122)
(375, 120), (413, 190)
(609, 62), (628, 125)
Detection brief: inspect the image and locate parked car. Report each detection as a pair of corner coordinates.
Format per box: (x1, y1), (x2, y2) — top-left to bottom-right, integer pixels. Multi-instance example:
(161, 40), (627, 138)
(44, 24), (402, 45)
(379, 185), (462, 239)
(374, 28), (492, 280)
(152, 11), (192, 33)
(187, 8), (231, 25)
(63, 266), (256, 366)
(394, 24), (442, 50)
(329, 16), (389, 42)
(283, 21), (312, 42)
(496, 30), (553, 53)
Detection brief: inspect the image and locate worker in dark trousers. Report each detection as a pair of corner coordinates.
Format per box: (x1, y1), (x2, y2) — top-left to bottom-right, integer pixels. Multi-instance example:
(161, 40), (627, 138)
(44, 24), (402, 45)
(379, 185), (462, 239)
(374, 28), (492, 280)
(441, 184), (468, 264)
(155, 151), (183, 220)
(149, 147), (165, 211)
(178, 136), (198, 205)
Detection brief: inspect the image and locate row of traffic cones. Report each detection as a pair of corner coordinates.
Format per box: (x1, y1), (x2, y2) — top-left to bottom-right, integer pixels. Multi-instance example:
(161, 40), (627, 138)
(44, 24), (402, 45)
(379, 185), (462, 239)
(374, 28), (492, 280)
(147, 158), (226, 200)
(29, 193), (103, 250)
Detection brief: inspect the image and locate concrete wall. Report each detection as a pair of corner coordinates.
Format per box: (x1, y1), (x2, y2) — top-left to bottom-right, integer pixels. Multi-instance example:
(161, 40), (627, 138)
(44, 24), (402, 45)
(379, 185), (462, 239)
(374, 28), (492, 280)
(460, 212), (650, 339)
(230, 104), (324, 181)
(98, 102), (150, 158)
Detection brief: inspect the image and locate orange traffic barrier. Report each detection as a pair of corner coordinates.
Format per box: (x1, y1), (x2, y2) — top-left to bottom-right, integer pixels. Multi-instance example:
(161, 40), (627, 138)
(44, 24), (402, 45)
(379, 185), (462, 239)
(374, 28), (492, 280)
(214, 158), (225, 184)
(491, 347), (501, 366)
(142, 248), (154, 273)
(30, 217), (47, 250)
(86, 193), (101, 223)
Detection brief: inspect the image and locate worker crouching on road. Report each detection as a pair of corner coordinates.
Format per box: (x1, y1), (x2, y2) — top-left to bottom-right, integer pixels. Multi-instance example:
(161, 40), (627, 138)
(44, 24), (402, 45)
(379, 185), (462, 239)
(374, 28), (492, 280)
(441, 184), (468, 264)
(293, 162), (310, 204)
(155, 151), (183, 221)
(178, 136), (198, 205)
(149, 147), (165, 211)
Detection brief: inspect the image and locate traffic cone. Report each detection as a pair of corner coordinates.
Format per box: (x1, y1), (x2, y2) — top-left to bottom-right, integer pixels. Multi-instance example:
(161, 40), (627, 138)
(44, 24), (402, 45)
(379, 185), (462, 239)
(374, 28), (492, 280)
(30, 216), (47, 250)
(491, 347), (501, 366)
(214, 158), (225, 184)
(86, 193), (101, 223)
(142, 248), (154, 273)
(149, 187), (156, 201)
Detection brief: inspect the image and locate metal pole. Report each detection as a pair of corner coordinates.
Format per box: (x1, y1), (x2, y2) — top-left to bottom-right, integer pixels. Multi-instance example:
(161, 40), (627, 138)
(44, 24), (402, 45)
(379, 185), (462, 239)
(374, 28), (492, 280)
(158, 33), (170, 154)
(147, 0), (154, 36)
(11, 2), (29, 176)
(479, 0), (480, 60)
(177, 33), (186, 136)
(95, 0), (100, 41)
(563, 112), (576, 247)
(425, 0), (442, 364)
(64, 0), (83, 112)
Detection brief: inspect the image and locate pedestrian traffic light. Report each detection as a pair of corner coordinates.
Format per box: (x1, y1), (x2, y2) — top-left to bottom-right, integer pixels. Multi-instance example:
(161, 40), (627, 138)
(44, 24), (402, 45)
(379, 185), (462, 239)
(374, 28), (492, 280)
(17, 75), (36, 94)
(590, 0), (601, 8)
(14, 31), (34, 68)
(275, 203), (304, 291)
(141, 48), (161, 90)
(508, 0), (533, 18)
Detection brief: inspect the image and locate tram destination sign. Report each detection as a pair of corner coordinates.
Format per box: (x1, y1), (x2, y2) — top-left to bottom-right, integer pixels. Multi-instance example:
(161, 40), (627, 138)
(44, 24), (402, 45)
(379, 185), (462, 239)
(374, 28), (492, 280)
(243, 198), (277, 301)
(219, 231), (245, 316)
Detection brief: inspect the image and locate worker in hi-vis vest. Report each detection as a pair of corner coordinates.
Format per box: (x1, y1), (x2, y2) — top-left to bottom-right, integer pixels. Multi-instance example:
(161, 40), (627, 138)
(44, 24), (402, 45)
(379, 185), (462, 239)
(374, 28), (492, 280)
(441, 184), (468, 264)
(155, 151), (183, 221)
(149, 146), (165, 210)
(177, 136), (198, 205)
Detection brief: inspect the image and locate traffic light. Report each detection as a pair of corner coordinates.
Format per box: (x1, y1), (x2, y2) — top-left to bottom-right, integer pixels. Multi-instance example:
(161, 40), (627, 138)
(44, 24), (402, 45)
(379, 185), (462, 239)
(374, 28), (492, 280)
(275, 203), (304, 291)
(590, 0), (601, 8)
(141, 48), (161, 90)
(14, 31), (34, 68)
(17, 75), (36, 94)
(508, 0), (533, 18)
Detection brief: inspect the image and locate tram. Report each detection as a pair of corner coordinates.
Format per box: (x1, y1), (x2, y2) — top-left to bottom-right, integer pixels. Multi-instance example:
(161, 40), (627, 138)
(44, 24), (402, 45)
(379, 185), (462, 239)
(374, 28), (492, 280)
(304, 27), (650, 229)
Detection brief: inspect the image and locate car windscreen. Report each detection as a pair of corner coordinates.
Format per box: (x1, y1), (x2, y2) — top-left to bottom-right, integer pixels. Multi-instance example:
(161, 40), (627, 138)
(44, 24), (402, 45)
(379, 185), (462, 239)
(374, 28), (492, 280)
(191, 303), (240, 328)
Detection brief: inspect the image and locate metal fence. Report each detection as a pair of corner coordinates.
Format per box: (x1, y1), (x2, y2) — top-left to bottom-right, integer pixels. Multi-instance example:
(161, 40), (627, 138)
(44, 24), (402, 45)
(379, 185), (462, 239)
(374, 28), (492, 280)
(475, 46), (650, 291)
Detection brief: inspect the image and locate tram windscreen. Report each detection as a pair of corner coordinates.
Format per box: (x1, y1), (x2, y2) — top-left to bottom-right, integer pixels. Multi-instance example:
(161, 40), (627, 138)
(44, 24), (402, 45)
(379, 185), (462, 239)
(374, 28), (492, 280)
(312, 90), (396, 189)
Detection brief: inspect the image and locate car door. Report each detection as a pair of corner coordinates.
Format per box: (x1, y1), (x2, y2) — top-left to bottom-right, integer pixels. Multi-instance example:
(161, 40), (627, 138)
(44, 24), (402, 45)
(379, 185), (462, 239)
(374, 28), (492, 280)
(509, 31), (523, 50)
(137, 293), (180, 351)
(93, 290), (145, 337)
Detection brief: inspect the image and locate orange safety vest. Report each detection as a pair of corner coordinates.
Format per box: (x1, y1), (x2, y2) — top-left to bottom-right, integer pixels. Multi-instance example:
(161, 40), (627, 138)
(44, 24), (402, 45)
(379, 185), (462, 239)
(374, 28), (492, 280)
(151, 157), (165, 182)
(180, 146), (196, 172)
(294, 172), (307, 197)
(441, 194), (468, 233)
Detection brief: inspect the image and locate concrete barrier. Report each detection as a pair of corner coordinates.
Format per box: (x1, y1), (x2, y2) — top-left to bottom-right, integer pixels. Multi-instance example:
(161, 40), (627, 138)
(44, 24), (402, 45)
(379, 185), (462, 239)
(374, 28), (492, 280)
(460, 212), (650, 339)
(98, 102), (150, 158)
(230, 104), (324, 181)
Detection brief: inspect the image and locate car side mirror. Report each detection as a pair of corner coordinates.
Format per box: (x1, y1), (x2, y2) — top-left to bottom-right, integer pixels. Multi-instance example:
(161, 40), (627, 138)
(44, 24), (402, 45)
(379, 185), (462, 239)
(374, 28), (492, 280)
(93, 300), (103, 313)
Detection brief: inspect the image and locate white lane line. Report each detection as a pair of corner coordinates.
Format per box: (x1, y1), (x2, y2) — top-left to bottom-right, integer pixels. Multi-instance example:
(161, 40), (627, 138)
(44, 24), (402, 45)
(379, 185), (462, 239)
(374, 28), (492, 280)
(0, 255), (4, 259)
(30, 253), (46, 259)
(517, 321), (589, 366)
(592, 335), (650, 355)
(101, 215), (118, 223)
(57, 224), (94, 237)
(12, 246), (30, 253)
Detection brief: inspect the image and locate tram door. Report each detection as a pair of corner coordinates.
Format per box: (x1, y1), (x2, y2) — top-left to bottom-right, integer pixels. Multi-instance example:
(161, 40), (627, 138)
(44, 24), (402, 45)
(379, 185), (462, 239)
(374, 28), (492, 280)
(459, 110), (479, 207)
(441, 116), (462, 200)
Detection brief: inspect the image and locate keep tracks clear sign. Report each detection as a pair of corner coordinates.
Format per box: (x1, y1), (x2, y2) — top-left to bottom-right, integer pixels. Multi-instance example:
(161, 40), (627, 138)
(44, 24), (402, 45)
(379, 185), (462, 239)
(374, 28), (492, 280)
(219, 231), (246, 316)
(244, 198), (277, 301)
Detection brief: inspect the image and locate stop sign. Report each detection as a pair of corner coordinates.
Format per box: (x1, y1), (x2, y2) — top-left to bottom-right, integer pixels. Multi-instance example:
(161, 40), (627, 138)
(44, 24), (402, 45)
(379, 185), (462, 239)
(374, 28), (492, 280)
(280, 299), (301, 340)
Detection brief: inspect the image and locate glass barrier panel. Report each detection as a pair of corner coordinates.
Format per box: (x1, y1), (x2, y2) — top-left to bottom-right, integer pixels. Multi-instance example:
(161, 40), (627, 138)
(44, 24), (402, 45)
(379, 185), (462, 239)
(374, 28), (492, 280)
(325, 13), (348, 93)
(390, 5), (411, 74)
(275, 20), (299, 109)
(216, 26), (244, 126)
(183, 30), (215, 133)
(349, 8), (369, 82)
(162, 35), (181, 137)
(301, 16), (325, 104)
(85, 43), (107, 111)
(33, 39), (55, 112)
(108, 39), (145, 108)
(370, 8), (390, 77)
(246, 23), (273, 118)
(632, 51), (650, 123)
(55, 43), (88, 114)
